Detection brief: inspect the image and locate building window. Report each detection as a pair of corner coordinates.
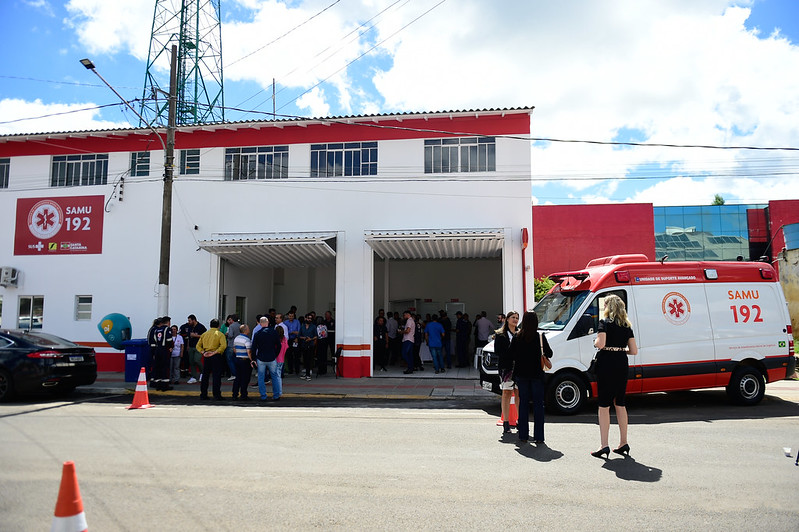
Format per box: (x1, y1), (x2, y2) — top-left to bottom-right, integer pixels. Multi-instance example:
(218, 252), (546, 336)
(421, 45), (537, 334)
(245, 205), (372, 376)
(0, 158), (9, 188)
(653, 204), (765, 261)
(18, 295), (44, 329)
(225, 146), (288, 180)
(180, 149), (200, 175)
(75, 295), (92, 321)
(310, 142), (378, 177)
(51, 154), (108, 187)
(130, 152), (150, 177)
(424, 137), (496, 173)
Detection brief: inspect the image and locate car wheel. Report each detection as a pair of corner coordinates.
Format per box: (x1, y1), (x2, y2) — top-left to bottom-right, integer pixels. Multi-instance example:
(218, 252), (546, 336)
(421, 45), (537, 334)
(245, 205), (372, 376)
(726, 366), (765, 405)
(546, 371), (586, 415)
(0, 369), (14, 402)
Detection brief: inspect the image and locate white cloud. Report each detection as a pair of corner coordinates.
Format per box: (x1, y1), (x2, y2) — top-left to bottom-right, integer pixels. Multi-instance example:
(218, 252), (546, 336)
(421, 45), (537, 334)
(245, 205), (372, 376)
(25, 0), (55, 17)
(295, 87), (330, 117)
(0, 99), (130, 135)
(64, 0), (154, 59)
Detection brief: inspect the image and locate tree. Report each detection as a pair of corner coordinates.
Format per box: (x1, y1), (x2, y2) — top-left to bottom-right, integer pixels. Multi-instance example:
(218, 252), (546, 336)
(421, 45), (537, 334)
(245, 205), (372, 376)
(534, 276), (555, 301)
(712, 194), (725, 206)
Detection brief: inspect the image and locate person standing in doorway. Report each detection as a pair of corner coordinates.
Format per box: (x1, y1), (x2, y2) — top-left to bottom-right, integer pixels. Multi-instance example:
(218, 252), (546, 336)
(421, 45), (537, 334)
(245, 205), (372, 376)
(439, 310), (453, 370)
(424, 314), (446, 374)
(324, 310), (336, 363)
(284, 311), (301, 375)
(374, 316), (389, 372)
(401, 310), (416, 374)
(475, 312), (493, 349)
(455, 312), (471, 368)
(386, 312), (400, 365)
(299, 313), (318, 380)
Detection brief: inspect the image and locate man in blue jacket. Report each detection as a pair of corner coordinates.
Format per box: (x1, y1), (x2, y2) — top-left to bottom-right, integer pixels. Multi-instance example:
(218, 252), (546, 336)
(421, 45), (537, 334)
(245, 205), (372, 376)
(251, 317), (283, 401)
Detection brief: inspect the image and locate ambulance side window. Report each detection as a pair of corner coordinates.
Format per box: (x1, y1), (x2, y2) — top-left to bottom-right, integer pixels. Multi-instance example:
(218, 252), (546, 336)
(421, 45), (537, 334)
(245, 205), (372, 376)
(568, 289), (627, 339)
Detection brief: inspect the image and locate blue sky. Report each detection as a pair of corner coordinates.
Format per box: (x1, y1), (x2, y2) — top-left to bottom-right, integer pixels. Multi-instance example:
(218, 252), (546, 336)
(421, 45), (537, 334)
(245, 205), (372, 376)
(1, 0), (798, 206)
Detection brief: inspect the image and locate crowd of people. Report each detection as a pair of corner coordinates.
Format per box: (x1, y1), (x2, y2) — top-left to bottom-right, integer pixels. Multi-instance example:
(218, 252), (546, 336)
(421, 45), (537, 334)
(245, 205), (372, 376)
(372, 308), (504, 373)
(145, 308), (336, 401)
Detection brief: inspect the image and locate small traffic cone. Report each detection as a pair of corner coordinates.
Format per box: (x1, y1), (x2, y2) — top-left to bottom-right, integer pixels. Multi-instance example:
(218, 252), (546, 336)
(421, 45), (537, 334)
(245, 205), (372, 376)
(127, 367), (153, 409)
(496, 394), (519, 427)
(51, 461), (88, 532)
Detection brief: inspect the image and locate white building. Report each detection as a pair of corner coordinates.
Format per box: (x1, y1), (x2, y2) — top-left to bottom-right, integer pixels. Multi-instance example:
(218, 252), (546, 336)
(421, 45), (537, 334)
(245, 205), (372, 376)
(0, 108), (534, 376)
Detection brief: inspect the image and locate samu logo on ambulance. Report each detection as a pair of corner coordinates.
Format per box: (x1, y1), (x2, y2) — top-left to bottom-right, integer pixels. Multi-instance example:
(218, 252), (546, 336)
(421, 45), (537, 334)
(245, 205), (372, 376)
(662, 292), (691, 325)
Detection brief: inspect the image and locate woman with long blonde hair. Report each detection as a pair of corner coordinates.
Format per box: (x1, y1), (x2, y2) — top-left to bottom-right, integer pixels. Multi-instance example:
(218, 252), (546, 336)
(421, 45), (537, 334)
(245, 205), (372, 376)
(591, 294), (638, 458)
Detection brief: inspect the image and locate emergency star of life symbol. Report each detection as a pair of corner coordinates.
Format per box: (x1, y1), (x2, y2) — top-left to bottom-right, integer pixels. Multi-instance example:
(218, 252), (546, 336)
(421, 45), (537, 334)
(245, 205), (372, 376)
(27, 200), (63, 239)
(662, 291), (691, 325)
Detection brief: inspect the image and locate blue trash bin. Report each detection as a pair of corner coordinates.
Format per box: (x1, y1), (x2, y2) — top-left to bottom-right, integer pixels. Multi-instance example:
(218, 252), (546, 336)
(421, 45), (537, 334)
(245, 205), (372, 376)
(122, 339), (151, 382)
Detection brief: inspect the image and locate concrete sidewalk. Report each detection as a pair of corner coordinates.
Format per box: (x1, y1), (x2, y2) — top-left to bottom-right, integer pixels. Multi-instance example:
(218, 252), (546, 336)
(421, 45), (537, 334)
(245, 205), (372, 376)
(87, 366), (495, 400)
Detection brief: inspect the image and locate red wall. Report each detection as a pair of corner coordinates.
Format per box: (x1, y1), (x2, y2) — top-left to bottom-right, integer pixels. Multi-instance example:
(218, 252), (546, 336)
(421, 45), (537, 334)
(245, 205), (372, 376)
(531, 203), (655, 278)
(768, 199), (799, 253)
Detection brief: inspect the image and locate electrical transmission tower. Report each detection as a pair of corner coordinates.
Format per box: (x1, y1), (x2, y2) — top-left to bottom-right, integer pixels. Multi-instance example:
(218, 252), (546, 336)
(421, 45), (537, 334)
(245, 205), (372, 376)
(140, 0), (225, 127)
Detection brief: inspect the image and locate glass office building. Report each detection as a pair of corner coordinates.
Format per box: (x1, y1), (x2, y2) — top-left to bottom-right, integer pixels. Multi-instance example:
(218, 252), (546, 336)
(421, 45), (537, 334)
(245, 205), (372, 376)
(654, 205), (766, 261)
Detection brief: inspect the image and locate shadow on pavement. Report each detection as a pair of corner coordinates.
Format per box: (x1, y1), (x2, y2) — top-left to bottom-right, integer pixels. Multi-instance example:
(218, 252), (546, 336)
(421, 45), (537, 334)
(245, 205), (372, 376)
(600, 455), (663, 482)
(514, 441), (564, 462)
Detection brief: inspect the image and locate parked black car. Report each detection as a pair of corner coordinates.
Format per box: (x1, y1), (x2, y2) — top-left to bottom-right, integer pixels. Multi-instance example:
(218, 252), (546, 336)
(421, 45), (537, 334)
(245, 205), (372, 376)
(0, 330), (97, 401)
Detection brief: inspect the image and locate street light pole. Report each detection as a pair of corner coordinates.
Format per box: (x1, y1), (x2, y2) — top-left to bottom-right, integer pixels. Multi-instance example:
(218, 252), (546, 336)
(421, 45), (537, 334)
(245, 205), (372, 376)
(81, 47), (178, 317)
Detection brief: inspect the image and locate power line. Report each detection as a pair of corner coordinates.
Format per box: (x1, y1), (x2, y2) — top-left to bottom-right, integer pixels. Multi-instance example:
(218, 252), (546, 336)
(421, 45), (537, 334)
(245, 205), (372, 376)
(227, 0), (343, 69)
(0, 101), (139, 126)
(275, 0), (449, 114)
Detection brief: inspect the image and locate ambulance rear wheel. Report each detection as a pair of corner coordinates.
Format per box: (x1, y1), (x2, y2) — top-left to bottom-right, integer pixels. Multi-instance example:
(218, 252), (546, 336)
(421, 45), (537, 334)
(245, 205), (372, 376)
(726, 366), (765, 405)
(546, 372), (586, 415)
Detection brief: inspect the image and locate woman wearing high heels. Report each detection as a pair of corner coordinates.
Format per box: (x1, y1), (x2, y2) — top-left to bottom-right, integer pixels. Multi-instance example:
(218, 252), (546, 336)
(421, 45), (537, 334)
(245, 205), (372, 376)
(591, 295), (638, 458)
(510, 311), (552, 443)
(494, 311), (520, 433)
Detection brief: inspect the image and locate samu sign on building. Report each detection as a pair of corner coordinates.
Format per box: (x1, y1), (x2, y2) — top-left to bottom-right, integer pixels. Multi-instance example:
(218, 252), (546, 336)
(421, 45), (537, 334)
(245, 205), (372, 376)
(14, 195), (104, 255)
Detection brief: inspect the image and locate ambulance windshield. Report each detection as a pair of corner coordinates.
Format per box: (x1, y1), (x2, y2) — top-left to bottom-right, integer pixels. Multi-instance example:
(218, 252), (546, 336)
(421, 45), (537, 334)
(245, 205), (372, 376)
(535, 290), (589, 331)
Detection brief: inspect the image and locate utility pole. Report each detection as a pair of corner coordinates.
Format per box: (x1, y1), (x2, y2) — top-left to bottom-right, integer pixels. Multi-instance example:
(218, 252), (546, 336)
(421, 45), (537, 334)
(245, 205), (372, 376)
(157, 44), (178, 316)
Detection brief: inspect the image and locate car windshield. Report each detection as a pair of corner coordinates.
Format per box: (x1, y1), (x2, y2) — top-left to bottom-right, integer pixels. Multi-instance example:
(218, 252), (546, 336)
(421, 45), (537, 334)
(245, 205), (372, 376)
(15, 331), (79, 348)
(535, 290), (589, 331)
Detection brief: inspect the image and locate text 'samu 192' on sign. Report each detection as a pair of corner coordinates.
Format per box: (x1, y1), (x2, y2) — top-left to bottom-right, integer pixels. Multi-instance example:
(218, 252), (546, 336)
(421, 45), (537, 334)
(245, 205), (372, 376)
(14, 196), (104, 255)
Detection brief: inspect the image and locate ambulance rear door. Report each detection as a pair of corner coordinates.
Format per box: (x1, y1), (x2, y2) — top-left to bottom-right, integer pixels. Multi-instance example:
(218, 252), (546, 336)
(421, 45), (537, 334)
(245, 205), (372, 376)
(632, 282), (717, 392)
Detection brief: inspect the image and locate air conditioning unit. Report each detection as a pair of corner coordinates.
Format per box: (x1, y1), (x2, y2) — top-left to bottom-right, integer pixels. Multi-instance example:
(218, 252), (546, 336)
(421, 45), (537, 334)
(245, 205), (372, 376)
(0, 267), (19, 287)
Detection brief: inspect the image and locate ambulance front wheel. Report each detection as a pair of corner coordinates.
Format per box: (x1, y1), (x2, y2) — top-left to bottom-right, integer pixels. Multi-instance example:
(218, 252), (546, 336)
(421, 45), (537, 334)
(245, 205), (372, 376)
(726, 366), (765, 405)
(546, 371), (587, 415)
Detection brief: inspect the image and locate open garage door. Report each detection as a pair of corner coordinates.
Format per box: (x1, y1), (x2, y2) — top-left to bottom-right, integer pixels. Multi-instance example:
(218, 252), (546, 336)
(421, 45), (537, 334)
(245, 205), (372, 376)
(365, 229), (504, 260)
(198, 231), (337, 268)
(367, 229), (505, 375)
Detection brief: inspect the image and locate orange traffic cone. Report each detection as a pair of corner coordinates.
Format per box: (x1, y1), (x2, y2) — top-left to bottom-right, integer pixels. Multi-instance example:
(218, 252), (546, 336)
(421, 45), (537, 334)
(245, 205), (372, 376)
(51, 461), (88, 532)
(496, 393), (519, 427)
(127, 367), (153, 409)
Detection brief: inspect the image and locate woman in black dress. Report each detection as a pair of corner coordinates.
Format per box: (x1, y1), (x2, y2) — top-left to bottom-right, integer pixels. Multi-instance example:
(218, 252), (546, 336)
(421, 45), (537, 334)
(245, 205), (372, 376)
(591, 294), (638, 458)
(510, 311), (553, 444)
(494, 311), (520, 433)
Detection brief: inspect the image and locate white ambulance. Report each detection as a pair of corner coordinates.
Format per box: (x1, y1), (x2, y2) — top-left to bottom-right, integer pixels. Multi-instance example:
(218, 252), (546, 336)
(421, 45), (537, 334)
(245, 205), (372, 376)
(480, 254), (796, 414)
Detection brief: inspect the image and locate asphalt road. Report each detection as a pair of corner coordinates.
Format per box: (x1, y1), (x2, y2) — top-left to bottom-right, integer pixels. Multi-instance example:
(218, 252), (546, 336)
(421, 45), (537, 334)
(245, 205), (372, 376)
(1, 385), (797, 531)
